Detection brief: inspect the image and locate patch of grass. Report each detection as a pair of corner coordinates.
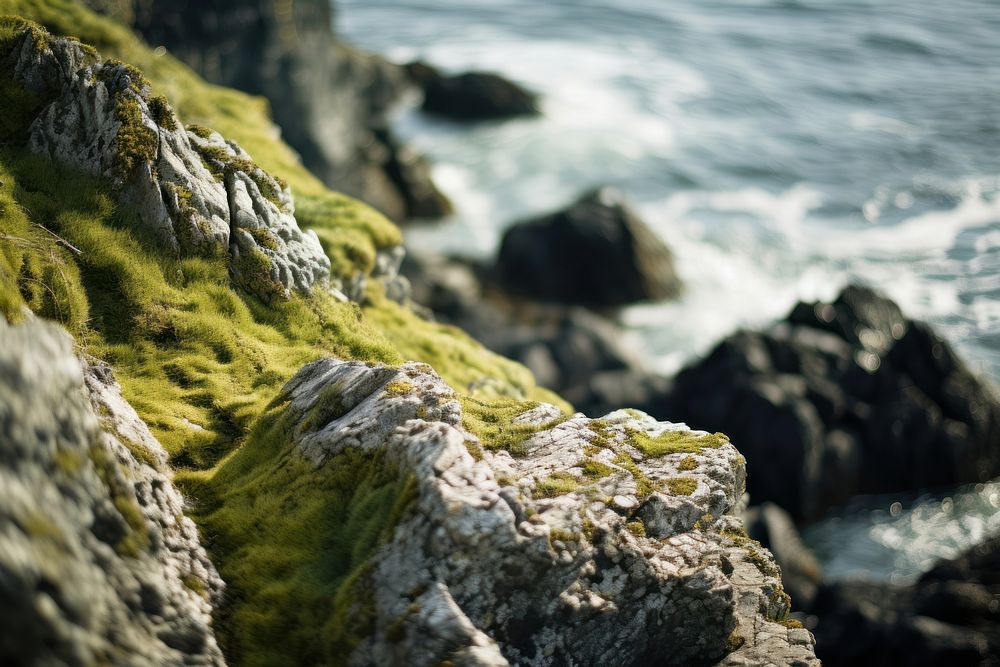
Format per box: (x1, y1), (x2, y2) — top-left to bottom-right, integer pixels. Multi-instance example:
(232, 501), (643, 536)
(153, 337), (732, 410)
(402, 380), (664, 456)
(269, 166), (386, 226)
(627, 428), (729, 457)
(179, 405), (418, 667)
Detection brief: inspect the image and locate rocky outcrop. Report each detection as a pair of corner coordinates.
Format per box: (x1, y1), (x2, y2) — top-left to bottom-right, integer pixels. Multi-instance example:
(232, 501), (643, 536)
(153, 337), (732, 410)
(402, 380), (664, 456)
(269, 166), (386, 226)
(658, 285), (1000, 521)
(743, 503), (824, 610)
(0, 318), (224, 666)
(9, 24), (330, 301)
(407, 61), (539, 121)
(496, 187), (683, 307)
(808, 531), (1000, 666)
(276, 358), (818, 665)
(102, 0), (452, 222)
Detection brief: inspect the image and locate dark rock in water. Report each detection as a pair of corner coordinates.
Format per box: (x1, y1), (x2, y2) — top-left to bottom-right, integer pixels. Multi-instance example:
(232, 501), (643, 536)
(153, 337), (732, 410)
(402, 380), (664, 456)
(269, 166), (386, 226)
(407, 60), (539, 120)
(97, 0), (451, 222)
(657, 284), (1000, 521)
(402, 250), (669, 415)
(495, 187), (683, 307)
(743, 502), (824, 610)
(808, 532), (1000, 667)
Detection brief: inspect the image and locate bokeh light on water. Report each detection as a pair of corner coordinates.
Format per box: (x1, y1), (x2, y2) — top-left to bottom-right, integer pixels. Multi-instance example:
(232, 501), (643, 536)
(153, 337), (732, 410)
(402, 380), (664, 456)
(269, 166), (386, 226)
(802, 479), (1000, 583)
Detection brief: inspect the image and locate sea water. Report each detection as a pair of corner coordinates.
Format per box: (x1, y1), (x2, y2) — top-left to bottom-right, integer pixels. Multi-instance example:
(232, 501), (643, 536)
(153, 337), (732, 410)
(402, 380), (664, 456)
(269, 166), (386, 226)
(338, 0), (1000, 581)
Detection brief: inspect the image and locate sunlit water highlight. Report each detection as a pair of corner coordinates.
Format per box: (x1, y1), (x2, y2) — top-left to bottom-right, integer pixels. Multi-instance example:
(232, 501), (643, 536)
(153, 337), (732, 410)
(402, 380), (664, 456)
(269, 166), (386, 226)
(339, 0), (1000, 580)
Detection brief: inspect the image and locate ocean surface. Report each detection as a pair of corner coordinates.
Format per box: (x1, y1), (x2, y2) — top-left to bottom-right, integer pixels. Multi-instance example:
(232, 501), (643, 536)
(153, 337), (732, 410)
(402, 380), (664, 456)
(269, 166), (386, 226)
(337, 0), (1000, 582)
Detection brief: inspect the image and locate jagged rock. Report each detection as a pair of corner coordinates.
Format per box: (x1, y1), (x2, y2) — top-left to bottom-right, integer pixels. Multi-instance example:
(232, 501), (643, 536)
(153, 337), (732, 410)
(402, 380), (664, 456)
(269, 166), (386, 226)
(276, 358), (818, 665)
(658, 285), (1000, 521)
(9, 25), (330, 301)
(496, 187), (683, 307)
(0, 318), (224, 666)
(406, 61), (539, 121)
(743, 503), (824, 609)
(104, 0), (452, 222)
(807, 532), (1000, 666)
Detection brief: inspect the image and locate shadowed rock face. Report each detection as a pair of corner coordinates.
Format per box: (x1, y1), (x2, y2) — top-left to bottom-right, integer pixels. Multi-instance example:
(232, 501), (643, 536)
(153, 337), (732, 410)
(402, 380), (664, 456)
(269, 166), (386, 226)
(0, 318), (225, 666)
(659, 285), (1000, 522)
(94, 0), (452, 222)
(277, 359), (818, 666)
(11, 26), (330, 301)
(808, 532), (1000, 667)
(406, 61), (540, 121)
(496, 187), (683, 308)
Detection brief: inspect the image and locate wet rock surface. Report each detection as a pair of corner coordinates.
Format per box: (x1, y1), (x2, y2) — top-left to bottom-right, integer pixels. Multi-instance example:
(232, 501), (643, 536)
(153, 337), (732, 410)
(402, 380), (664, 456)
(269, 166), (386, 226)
(11, 26), (330, 301)
(0, 318), (225, 666)
(658, 285), (1000, 521)
(407, 60), (539, 121)
(496, 187), (683, 307)
(807, 532), (1000, 667)
(277, 358), (818, 666)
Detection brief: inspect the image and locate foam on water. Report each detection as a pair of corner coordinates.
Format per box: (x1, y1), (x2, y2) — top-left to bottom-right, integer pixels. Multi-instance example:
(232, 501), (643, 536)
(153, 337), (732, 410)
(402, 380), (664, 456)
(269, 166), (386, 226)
(341, 0), (1000, 581)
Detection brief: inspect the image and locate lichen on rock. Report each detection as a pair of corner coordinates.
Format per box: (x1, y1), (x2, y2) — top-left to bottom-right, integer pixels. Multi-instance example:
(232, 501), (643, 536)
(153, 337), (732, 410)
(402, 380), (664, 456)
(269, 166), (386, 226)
(212, 357), (820, 666)
(7, 21), (330, 301)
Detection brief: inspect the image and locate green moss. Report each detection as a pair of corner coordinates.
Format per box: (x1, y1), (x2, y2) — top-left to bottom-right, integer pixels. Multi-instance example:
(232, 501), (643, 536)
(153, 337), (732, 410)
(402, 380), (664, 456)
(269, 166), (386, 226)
(186, 123), (213, 139)
(548, 527), (579, 544)
(727, 631), (745, 652)
(612, 452), (654, 499)
(665, 476), (697, 496)
(88, 442), (149, 557)
(181, 573), (207, 596)
(625, 520), (646, 538)
(721, 528), (781, 578)
(580, 458), (613, 480)
(381, 380), (413, 397)
(776, 617), (804, 629)
(627, 428), (729, 457)
(458, 395), (568, 456)
(112, 95), (157, 180)
(180, 405), (418, 666)
(534, 471), (583, 499)
(677, 455), (699, 472)
(147, 94), (176, 130)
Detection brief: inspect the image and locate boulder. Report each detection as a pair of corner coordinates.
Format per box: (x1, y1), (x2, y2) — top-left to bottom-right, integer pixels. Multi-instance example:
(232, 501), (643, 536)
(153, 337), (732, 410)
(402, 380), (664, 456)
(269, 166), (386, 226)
(807, 532), (1000, 666)
(10, 25), (330, 301)
(402, 250), (670, 414)
(658, 285), (1000, 521)
(407, 60), (539, 121)
(0, 318), (224, 666)
(91, 0), (452, 222)
(495, 187), (683, 307)
(274, 358), (818, 665)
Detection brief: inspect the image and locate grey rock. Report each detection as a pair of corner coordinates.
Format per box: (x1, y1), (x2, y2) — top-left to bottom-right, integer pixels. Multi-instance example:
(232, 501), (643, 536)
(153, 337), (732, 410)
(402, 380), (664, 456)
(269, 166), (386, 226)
(496, 187), (683, 307)
(276, 358), (818, 666)
(0, 318), (224, 666)
(12, 26), (330, 301)
(105, 0), (452, 222)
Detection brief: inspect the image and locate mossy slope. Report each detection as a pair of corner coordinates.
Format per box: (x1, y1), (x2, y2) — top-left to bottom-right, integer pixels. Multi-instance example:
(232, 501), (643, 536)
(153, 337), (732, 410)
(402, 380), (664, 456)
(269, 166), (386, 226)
(0, 9), (568, 666)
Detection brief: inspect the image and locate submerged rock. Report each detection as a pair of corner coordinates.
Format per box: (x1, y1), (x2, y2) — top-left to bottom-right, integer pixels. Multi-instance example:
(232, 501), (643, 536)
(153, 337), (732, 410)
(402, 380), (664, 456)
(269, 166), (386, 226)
(659, 285), (1000, 521)
(0, 318), (224, 666)
(271, 358), (818, 665)
(8, 25), (330, 301)
(407, 60), (540, 121)
(496, 187), (683, 307)
(808, 531), (1000, 666)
